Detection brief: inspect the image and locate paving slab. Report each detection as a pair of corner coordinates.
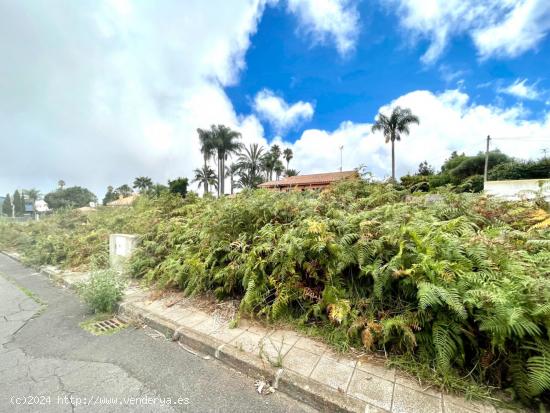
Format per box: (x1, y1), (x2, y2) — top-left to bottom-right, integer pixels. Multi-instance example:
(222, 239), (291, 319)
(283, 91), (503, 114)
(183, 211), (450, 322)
(392, 383), (442, 413)
(357, 358), (396, 382)
(283, 346), (321, 377)
(310, 353), (355, 392)
(347, 368), (394, 411)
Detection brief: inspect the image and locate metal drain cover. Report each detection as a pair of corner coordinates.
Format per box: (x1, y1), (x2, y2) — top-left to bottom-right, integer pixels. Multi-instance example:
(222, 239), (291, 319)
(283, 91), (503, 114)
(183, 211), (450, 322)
(92, 317), (126, 333)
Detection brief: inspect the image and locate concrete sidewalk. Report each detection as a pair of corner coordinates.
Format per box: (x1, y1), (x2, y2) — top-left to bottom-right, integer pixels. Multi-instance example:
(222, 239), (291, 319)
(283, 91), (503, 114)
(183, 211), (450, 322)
(119, 292), (507, 413)
(3, 251), (516, 413)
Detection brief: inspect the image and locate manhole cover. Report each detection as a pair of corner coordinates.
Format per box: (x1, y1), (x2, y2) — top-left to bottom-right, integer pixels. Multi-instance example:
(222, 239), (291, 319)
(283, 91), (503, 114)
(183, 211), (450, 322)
(93, 317), (125, 332)
(80, 316), (127, 335)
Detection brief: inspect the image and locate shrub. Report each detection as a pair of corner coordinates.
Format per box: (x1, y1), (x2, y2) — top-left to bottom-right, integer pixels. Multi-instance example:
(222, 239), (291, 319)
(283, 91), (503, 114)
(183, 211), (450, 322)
(2, 181), (550, 406)
(130, 183), (550, 406)
(78, 269), (125, 313)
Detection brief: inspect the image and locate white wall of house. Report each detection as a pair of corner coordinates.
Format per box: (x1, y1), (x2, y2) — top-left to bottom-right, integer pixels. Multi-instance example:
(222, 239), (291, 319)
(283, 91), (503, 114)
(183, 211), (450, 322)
(484, 179), (550, 200)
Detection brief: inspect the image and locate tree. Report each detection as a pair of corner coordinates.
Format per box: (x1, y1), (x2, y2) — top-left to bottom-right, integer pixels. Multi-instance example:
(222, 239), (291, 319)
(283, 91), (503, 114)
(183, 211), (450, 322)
(2, 194), (12, 216)
(372, 106), (420, 181)
(237, 143), (265, 188)
(13, 190), (23, 216)
(149, 183), (169, 197)
(270, 145), (281, 161)
(274, 160), (285, 180)
(193, 165), (218, 193)
(116, 184), (132, 198)
(209, 124), (242, 196)
(168, 177), (189, 198)
(102, 186), (118, 205)
(133, 176), (153, 193)
(24, 188), (41, 203)
(285, 169), (299, 177)
(44, 186), (97, 209)
(225, 163), (241, 195)
(197, 127), (217, 195)
(417, 161), (435, 176)
(283, 148), (293, 170)
(261, 153), (277, 181)
(58, 180), (65, 190)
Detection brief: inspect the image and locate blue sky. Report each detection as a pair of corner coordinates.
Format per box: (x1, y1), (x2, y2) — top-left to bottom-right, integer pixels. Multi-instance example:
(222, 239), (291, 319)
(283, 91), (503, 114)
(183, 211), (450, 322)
(1, 0), (549, 197)
(228, 2), (550, 138)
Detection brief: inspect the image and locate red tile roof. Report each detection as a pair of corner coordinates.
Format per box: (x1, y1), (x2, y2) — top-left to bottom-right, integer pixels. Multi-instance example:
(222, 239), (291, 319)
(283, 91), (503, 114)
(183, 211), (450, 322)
(259, 171), (358, 188)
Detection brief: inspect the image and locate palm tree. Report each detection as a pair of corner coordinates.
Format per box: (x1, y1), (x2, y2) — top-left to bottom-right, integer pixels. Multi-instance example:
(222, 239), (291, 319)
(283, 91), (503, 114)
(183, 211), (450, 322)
(58, 180), (65, 190)
(285, 168), (299, 177)
(133, 176), (153, 193)
(270, 145), (281, 161)
(205, 125), (242, 196)
(273, 160), (285, 180)
(237, 143), (265, 188)
(371, 106), (419, 181)
(261, 153), (277, 181)
(283, 148), (293, 170)
(116, 184), (132, 197)
(24, 188), (41, 203)
(193, 165), (218, 192)
(225, 163), (241, 195)
(197, 127), (216, 194)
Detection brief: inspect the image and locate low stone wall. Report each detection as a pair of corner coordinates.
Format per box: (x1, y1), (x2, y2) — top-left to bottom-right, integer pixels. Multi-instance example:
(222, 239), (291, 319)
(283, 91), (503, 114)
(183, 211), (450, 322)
(109, 234), (139, 272)
(484, 178), (550, 201)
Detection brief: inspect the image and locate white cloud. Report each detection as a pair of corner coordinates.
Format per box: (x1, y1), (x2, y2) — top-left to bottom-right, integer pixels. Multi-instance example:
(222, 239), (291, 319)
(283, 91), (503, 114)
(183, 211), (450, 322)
(253, 89), (314, 133)
(498, 79), (541, 100)
(286, 89), (549, 179)
(286, 0), (360, 55)
(473, 0), (550, 59)
(385, 0), (550, 63)
(0, 0), (270, 197)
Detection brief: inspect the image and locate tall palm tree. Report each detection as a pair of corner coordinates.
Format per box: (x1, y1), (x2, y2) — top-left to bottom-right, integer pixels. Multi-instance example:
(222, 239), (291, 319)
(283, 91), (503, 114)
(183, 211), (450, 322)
(273, 160), (285, 180)
(371, 106), (419, 181)
(133, 176), (153, 193)
(270, 145), (281, 161)
(225, 163), (241, 195)
(193, 165), (218, 192)
(197, 127), (216, 194)
(283, 148), (293, 170)
(261, 153), (277, 181)
(24, 188), (41, 203)
(207, 125), (242, 196)
(237, 143), (265, 188)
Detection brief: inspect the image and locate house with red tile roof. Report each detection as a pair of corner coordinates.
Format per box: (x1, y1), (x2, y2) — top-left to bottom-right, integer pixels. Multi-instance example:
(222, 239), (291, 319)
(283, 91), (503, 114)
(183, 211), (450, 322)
(258, 171), (358, 191)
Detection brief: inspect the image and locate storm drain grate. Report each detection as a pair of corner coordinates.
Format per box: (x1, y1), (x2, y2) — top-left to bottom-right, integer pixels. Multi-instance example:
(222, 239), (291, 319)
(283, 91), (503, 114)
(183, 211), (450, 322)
(92, 317), (126, 333)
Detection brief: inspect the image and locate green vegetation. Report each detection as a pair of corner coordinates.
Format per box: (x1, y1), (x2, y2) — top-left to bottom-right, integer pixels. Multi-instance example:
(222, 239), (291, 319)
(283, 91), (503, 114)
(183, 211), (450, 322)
(0, 182), (549, 407)
(2, 193), (12, 216)
(44, 186), (97, 209)
(401, 151), (549, 193)
(78, 269), (126, 313)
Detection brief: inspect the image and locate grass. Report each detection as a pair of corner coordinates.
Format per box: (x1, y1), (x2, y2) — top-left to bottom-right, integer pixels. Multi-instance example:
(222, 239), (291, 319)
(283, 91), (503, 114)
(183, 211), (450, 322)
(0, 271), (47, 310)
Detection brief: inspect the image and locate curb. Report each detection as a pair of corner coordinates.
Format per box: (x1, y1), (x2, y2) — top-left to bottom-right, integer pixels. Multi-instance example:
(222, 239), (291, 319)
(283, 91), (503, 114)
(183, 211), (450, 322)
(118, 301), (368, 413)
(0, 251), (373, 413)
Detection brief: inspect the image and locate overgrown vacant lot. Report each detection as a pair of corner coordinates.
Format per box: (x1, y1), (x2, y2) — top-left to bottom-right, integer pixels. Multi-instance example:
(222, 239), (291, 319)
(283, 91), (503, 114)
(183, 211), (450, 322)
(1, 182), (549, 407)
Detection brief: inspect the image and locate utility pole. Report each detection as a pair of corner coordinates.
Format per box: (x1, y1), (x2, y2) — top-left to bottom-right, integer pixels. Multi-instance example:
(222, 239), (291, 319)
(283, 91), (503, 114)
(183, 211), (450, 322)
(484, 135), (490, 182)
(339, 145), (343, 172)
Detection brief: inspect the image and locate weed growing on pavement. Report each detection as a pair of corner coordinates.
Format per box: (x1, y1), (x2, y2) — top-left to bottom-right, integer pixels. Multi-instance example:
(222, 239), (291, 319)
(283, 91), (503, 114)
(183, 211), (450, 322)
(78, 269), (125, 313)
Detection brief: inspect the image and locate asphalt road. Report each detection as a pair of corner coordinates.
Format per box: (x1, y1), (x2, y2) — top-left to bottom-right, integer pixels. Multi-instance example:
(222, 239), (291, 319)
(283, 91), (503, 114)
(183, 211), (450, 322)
(0, 254), (315, 413)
